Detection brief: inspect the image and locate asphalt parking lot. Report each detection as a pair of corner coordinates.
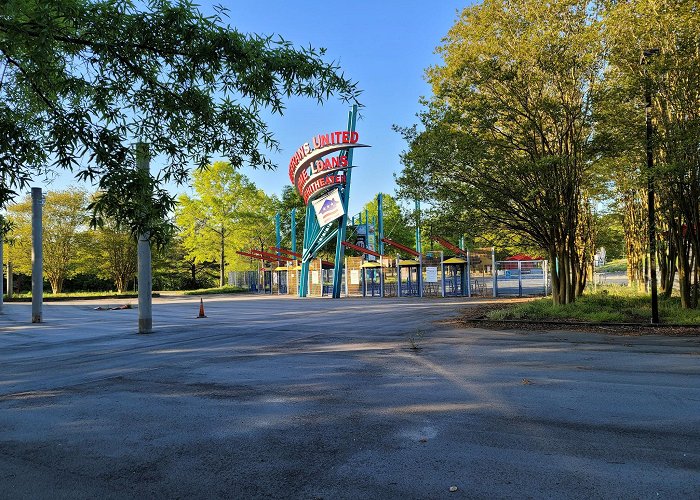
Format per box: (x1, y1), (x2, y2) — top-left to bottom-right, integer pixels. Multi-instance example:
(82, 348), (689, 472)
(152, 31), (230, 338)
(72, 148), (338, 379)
(0, 294), (699, 498)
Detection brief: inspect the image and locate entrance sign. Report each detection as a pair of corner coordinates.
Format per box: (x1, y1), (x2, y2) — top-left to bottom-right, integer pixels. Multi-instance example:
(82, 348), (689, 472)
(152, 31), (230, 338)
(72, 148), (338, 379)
(289, 105), (370, 298)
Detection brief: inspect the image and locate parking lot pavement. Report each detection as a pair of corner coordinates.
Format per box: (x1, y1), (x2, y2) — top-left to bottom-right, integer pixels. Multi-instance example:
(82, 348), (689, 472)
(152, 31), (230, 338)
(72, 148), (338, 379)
(0, 295), (699, 498)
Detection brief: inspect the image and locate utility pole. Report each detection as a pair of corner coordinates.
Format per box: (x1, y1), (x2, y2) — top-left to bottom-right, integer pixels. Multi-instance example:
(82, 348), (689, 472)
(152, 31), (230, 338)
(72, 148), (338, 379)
(642, 48), (660, 324)
(136, 143), (153, 334)
(31, 187), (43, 323)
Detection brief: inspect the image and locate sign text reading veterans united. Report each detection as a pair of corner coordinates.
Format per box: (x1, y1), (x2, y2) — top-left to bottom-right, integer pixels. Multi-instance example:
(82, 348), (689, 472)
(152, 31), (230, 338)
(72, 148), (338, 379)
(288, 131), (368, 204)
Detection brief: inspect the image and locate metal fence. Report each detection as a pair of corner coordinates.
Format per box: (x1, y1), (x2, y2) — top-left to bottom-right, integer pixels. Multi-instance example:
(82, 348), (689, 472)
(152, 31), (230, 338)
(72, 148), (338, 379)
(227, 256), (551, 298)
(227, 271), (260, 292)
(494, 260), (548, 297)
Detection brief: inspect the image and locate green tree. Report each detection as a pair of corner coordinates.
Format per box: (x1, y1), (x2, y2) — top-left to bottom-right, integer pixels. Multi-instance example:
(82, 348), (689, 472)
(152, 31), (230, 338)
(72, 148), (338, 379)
(176, 161), (264, 286)
(397, 0), (604, 304)
(595, 212), (625, 262)
(0, 0), (360, 243)
(603, 0), (700, 308)
(85, 222), (138, 293)
(360, 193), (415, 252)
(277, 185), (305, 255)
(6, 189), (89, 293)
(152, 235), (217, 290)
(235, 188), (277, 269)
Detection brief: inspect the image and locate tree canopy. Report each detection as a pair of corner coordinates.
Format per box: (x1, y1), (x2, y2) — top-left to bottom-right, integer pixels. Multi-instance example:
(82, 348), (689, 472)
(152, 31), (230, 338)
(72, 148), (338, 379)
(5, 189), (89, 293)
(397, 0), (700, 308)
(398, 0), (603, 304)
(0, 0), (360, 245)
(601, 0), (700, 307)
(360, 193), (415, 251)
(176, 161), (275, 286)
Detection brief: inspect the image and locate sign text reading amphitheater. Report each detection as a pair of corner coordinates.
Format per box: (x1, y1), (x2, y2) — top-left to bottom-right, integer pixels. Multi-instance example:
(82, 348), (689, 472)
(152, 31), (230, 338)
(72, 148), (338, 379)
(288, 130), (360, 203)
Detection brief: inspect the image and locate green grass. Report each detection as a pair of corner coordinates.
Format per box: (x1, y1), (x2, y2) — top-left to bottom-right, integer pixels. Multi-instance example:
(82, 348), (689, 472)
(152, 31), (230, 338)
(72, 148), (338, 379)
(487, 285), (700, 325)
(597, 258), (627, 273)
(182, 285), (247, 296)
(3, 291), (149, 302)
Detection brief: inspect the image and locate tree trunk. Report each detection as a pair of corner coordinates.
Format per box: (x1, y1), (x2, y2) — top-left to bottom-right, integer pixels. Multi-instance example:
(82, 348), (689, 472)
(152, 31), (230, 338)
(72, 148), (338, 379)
(552, 247), (574, 305)
(219, 226), (225, 287)
(622, 188), (647, 290)
(658, 237), (676, 299)
(549, 249), (560, 305)
(115, 275), (126, 293)
(676, 233), (692, 309)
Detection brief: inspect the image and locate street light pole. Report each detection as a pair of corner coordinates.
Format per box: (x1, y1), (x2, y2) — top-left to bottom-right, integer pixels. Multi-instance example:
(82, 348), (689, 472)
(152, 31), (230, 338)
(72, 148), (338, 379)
(642, 48), (660, 324)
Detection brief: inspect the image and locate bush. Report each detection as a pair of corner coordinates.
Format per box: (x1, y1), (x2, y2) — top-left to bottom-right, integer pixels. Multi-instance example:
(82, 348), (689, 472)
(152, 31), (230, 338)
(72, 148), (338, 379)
(487, 286), (700, 324)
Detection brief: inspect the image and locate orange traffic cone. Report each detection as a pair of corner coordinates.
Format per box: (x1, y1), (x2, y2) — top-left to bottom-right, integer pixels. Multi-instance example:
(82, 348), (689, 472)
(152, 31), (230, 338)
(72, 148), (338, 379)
(196, 298), (207, 318)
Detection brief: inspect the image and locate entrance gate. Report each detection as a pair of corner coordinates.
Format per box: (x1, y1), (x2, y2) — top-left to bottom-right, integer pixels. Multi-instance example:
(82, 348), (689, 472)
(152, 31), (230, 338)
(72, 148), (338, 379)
(494, 260), (548, 297)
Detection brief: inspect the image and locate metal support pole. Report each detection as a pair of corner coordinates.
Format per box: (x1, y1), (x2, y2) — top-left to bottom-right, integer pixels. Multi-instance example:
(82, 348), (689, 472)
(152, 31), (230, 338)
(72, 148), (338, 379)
(365, 209), (369, 251)
(379, 256), (385, 297)
(378, 193), (384, 255)
(491, 247), (497, 298)
(7, 261), (12, 299)
(136, 143), (153, 334)
(0, 231), (3, 314)
(332, 104), (358, 298)
(414, 200), (421, 254)
(291, 208), (296, 255)
(0, 172), (4, 312)
(441, 256), (446, 298)
(397, 258), (402, 297)
(466, 249), (472, 298)
(371, 216), (376, 251)
(299, 203), (314, 297)
(31, 187), (42, 323)
(275, 212), (281, 262)
(441, 263), (446, 297)
(645, 71), (660, 324)
(518, 260), (523, 297)
(419, 255), (423, 298)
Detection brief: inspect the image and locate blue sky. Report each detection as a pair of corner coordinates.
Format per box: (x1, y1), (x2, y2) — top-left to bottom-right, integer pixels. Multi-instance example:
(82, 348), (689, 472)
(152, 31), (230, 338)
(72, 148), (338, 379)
(47, 0), (470, 216)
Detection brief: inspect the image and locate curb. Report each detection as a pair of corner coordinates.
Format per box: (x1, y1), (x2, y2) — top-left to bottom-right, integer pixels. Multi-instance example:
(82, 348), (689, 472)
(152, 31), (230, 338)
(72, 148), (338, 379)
(462, 318), (699, 329)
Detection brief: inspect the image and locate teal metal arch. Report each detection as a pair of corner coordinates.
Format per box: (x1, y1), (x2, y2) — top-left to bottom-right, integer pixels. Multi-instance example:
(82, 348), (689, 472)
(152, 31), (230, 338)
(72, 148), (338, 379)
(298, 105), (360, 298)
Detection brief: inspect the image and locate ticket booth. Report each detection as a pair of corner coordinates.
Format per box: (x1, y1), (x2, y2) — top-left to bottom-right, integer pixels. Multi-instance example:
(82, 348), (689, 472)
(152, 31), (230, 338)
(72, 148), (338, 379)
(275, 266), (288, 294)
(261, 266), (273, 294)
(442, 257), (468, 296)
(361, 261), (383, 297)
(397, 259), (421, 297)
(321, 261), (335, 297)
